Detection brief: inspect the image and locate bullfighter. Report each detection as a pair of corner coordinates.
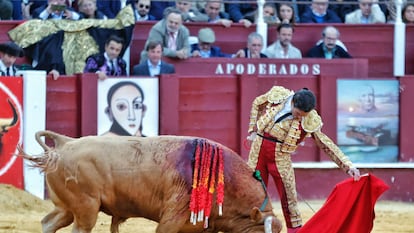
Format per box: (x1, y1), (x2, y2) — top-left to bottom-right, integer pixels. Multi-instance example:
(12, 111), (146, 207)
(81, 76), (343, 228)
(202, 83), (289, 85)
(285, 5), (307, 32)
(246, 86), (361, 233)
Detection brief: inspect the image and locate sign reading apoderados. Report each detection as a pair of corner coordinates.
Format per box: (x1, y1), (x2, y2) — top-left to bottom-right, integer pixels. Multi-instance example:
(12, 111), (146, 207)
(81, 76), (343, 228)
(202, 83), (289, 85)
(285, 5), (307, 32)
(214, 63), (321, 76)
(169, 58), (368, 78)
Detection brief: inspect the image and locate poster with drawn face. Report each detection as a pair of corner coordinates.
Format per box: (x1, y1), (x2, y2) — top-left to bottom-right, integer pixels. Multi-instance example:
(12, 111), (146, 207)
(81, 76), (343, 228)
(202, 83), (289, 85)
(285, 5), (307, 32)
(337, 79), (399, 163)
(97, 78), (159, 137)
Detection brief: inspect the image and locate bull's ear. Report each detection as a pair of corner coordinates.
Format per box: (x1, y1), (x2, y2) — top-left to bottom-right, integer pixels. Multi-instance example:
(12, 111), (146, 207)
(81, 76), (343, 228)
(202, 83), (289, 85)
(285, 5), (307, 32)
(250, 207), (264, 223)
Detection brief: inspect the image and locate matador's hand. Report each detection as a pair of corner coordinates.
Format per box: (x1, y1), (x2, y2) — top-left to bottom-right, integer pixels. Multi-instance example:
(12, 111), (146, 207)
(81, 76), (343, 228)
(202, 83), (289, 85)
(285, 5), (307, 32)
(246, 132), (257, 141)
(347, 167), (361, 181)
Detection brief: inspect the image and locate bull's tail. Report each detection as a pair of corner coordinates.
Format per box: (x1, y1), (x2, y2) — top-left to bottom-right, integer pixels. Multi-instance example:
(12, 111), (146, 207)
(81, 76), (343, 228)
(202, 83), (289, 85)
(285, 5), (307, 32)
(17, 145), (60, 173)
(35, 130), (73, 151)
(18, 130), (73, 173)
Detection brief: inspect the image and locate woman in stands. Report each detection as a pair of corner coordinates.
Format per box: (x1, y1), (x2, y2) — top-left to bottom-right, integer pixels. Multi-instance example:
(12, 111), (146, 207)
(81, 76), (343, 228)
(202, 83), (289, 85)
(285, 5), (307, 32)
(402, 3), (414, 24)
(278, 3), (296, 24)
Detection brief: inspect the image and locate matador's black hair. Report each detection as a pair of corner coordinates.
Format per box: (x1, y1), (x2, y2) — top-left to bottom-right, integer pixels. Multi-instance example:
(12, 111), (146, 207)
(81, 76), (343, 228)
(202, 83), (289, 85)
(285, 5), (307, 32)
(292, 88), (316, 112)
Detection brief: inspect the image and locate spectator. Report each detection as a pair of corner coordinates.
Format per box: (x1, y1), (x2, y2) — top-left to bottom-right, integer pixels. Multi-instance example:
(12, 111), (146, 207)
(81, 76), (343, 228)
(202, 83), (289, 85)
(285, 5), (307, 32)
(102, 81), (147, 136)
(333, 0), (361, 22)
(235, 32), (267, 58)
(140, 8), (190, 63)
(278, 3), (296, 24)
(191, 27), (233, 58)
(23, 0), (47, 20)
(133, 41), (175, 77)
(200, 0), (232, 27)
(84, 34), (127, 80)
(11, 0), (23, 19)
(174, 0), (208, 22)
(386, 0), (397, 23)
(264, 23), (302, 59)
(22, 1), (34, 19)
(224, 0), (254, 27)
(78, 0), (108, 19)
(402, 3), (414, 24)
(306, 26), (352, 59)
(262, 2), (279, 24)
(134, 0), (156, 21)
(148, 0), (175, 20)
(0, 0), (13, 20)
(32, 0), (81, 20)
(245, 2), (280, 24)
(0, 42), (24, 76)
(345, 0), (385, 23)
(300, 0), (342, 23)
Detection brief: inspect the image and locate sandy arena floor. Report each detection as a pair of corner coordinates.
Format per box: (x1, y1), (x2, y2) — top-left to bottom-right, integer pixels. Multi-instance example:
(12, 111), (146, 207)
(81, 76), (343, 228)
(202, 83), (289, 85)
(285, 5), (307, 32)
(0, 184), (413, 233)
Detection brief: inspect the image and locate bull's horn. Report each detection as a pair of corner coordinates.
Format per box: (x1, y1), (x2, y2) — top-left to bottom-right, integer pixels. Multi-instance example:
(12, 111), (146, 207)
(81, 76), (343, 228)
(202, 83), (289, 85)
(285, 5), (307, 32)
(264, 216), (273, 233)
(0, 99), (18, 131)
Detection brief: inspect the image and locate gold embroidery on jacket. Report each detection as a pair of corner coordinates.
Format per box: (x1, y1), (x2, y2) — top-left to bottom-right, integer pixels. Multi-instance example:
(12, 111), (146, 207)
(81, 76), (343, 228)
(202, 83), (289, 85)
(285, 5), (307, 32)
(248, 86), (294, 133)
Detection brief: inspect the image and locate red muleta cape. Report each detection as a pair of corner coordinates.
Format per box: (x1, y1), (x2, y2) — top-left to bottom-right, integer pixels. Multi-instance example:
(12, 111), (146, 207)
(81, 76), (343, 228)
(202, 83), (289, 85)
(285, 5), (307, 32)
(298, 174), (389, 233)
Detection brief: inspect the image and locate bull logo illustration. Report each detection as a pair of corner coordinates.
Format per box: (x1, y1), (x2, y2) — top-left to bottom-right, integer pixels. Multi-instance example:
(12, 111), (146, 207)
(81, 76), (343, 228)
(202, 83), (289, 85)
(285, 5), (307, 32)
(0, 99), (19, 152)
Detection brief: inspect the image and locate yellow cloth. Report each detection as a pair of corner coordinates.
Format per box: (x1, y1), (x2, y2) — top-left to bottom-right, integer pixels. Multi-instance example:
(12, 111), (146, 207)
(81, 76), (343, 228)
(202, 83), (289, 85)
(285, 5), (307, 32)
(8, 5), (135, 75)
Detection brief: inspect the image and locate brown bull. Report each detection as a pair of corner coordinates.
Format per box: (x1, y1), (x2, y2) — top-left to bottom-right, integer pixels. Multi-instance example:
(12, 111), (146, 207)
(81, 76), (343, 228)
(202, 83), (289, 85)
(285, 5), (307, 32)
(22, 130), (282, 233)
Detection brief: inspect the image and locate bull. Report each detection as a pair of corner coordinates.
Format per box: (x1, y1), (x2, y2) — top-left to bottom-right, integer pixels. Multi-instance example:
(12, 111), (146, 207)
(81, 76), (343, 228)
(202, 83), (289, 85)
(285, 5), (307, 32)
(0, 99), (19, 152)
(22, 130), (283, 233)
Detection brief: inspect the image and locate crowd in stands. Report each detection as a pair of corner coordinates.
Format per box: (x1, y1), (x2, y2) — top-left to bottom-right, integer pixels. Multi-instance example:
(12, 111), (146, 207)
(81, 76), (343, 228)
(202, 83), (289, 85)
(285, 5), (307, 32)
(0, 0), (413, 78)
(2, 0), (414, 23)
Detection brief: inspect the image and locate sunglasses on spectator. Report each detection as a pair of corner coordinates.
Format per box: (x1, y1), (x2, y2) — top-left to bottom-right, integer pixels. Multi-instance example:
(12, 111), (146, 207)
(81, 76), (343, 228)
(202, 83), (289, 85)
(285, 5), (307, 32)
(137, 3), (150, 9)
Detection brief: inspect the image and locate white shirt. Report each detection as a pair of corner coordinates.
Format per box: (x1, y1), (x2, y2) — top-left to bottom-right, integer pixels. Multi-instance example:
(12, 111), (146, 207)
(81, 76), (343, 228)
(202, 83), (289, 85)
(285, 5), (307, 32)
(135, 11), (149, 21)
(0, 60), (16, 76)
(104, 53), (117, 71)
(273, 95), (294, 122)
(264, 40), (302, 59)
(120, 0), (127, 8)
(168, 31), (178, 50)
(147, 59), (161, 77)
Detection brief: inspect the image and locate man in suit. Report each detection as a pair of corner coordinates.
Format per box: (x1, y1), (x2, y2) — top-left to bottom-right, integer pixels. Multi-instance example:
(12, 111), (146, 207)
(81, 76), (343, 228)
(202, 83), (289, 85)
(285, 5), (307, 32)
(133, 41), (175, 77)
(235, 32), (267, 58)
(140, 8), (191, 63)
(0, 42), (24, 77)
(84, 34), (127, 80)
(300, 0), (342, 23)
(174, 0), (208, 22)
(306, 26), (352, 59)
(345, 0), (385, 23)
(191, 27), (233, 58)
(134, 0), (156, 21)
(200, 0), (233, 27)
